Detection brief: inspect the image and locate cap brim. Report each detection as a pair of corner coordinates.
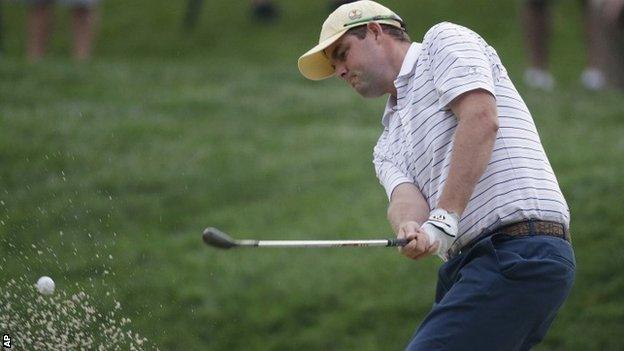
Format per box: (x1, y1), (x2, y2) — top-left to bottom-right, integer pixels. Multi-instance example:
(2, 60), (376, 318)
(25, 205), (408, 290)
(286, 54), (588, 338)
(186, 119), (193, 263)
(298, 29), (348, 81)
(298, 19), (404, 81)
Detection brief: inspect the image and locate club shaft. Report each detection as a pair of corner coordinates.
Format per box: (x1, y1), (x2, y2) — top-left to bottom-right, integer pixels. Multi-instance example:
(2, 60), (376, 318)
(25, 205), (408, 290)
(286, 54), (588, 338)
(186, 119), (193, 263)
(235, 239), (407, 248)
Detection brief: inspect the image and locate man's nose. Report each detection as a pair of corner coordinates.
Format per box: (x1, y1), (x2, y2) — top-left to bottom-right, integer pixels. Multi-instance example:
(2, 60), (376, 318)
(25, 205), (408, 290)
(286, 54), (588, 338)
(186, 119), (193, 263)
(335, 64), (348, 80)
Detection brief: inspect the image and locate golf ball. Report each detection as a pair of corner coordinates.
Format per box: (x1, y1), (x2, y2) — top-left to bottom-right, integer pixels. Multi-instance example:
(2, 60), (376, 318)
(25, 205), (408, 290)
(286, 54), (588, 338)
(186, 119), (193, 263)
(36, 276), (55, 295)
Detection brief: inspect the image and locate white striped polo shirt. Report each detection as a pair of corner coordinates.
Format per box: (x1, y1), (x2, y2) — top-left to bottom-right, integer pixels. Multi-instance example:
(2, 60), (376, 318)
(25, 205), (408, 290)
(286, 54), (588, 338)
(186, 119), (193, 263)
(373, 22), (570, 253)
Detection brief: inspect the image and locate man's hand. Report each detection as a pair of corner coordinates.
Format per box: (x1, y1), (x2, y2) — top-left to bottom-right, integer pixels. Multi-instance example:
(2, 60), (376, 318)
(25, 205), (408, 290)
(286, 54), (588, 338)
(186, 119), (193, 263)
(397, 221), (439, 260)
(421, 208), (460, 261)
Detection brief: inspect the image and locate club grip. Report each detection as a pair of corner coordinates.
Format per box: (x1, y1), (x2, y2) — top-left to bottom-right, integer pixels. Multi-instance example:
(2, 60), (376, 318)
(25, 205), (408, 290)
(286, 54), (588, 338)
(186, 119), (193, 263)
(387, 238), (409, 247)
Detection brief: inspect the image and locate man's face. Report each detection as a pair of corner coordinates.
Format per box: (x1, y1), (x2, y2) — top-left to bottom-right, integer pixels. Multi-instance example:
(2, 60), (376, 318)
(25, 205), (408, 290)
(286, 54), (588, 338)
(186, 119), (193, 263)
(325, 28), (389, 98)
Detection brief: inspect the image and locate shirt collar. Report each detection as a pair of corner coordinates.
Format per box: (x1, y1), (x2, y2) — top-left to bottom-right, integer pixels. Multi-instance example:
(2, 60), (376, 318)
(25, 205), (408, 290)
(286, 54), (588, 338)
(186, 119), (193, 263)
(381, 42), (422, 127)
(395, 42), (422, 81)
(381, 96), (396, 127)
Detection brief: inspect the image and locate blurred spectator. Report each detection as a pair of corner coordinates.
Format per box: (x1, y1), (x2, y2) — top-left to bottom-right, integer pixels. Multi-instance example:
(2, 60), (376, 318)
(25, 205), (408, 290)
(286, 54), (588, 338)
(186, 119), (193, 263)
(329, 0), (359, 11)
(593, 0), (624, 88)
(251, 0), (278, 22)
(25, 0), (99, 62)
(521, 0), (608, 90)
(184, 0), (359, 29)
(183, 0), (203, 30)
(600, 0), (624, 24)
(251, 0), (357, 21)
(1, 1), (4, 54)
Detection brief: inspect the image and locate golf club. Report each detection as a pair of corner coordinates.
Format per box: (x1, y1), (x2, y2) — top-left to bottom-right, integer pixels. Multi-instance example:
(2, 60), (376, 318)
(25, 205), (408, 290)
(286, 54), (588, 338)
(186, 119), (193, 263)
(202, 227), (409, 249)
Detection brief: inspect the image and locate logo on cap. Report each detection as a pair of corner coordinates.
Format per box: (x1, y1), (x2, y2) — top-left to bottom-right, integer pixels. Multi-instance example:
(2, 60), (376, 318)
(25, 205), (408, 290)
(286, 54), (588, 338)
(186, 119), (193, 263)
(348, 9), (363, 20)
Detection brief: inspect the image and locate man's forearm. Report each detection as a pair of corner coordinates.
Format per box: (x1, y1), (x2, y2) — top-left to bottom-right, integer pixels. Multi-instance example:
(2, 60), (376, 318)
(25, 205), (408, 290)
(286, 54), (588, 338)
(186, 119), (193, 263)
(387, 183), (430, 232)
(388, 201), (427, 233)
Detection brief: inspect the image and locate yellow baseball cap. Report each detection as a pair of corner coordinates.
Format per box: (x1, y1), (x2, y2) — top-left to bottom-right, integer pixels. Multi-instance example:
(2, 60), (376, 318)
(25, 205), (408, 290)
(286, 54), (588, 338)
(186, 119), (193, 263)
(298, 0), (404, 81)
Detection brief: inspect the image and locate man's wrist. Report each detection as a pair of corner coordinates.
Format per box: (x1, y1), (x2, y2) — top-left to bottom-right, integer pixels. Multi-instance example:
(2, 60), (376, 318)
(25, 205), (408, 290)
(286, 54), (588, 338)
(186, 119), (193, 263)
(422, 208), (460, 261)
(427, 208), (459, 237)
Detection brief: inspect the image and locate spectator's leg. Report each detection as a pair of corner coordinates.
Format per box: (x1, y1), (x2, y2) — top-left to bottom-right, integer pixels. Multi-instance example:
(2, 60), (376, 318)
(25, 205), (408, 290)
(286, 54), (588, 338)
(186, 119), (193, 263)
(614, 3), (624, 88)
(329, 0), (357, 12)
(183, 0), (203, 31)
(521, 0), (555, 89)
(71, 5), (96, 61)
(27, 2), (53, 62)
(0, 1), (4, 54)
(580, 0), (607, 90)
(602, 0), (624, 24)
(596, 0), (624, 89)
(251, 0), (278, 22)
(522, 0), (551, 70)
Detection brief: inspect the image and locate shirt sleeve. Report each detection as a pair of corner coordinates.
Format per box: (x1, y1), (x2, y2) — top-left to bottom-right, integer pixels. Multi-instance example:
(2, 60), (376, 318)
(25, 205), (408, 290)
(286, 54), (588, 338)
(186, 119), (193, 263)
(373, 131), (413, 201)
(426, 23), (497, 109)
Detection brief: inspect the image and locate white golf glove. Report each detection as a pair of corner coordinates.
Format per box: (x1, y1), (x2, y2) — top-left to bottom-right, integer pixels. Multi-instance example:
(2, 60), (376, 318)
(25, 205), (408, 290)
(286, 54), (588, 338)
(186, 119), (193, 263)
(421, 208), (459, 261)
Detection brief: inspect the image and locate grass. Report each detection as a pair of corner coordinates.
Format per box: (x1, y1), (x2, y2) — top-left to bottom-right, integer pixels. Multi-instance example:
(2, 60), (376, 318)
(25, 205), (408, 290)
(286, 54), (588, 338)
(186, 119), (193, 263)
(1, 0), (623, 350)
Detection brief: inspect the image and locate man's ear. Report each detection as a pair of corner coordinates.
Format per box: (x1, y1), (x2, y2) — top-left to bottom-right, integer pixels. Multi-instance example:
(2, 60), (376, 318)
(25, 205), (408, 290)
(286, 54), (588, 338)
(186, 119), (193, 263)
(366, 22), (384, 40)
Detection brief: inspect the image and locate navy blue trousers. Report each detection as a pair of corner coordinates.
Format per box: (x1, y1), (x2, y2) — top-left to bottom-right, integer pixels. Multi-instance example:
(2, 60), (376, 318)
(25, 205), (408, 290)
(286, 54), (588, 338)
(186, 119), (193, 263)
(406, 234), (575, 351)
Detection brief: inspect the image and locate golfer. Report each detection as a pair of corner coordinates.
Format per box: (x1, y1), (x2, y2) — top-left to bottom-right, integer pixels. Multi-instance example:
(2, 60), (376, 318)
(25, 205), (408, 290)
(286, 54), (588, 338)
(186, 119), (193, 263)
(298, 1), (575, 350)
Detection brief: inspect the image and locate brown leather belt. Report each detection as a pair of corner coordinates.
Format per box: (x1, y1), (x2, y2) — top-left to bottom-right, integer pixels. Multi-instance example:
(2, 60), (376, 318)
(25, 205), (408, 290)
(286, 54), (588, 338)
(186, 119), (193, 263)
(449, 220), (571, 259)
(495, 220), (571, 242)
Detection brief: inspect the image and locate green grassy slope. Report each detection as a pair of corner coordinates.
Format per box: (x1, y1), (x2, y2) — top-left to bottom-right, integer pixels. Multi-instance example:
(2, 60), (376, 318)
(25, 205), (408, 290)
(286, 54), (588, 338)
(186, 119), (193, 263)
(1, 0), (623, 350)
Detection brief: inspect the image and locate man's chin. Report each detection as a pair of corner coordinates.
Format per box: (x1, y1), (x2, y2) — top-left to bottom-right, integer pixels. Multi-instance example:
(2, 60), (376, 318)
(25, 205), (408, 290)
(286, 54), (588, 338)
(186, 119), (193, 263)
(356, 88), (386, 98)
(352, 83), (380, 98)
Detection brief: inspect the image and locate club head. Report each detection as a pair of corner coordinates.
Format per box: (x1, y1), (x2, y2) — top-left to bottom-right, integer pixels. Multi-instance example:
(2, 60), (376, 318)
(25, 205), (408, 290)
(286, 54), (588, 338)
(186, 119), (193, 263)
(202, 227), (238, 249)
